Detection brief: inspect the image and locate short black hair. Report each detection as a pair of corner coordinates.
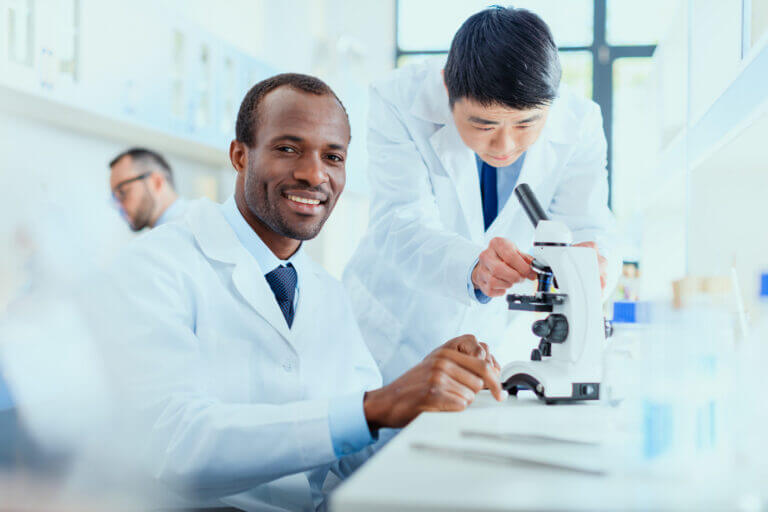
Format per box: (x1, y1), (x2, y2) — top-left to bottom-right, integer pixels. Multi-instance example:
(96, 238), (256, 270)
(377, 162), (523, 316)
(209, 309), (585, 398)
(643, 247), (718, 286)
(235, 72), (349, 147)
(444, 6), (562, 110)
(109, 147), (175, 188)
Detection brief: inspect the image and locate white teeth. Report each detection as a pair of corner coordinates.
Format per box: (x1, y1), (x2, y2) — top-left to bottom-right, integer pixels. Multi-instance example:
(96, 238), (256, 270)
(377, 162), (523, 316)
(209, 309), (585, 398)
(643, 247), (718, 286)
(287, 194), (321, 205)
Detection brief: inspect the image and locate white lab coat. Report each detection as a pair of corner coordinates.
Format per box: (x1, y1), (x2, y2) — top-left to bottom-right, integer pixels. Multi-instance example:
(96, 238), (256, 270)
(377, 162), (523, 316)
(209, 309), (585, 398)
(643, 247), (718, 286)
(343, 59), (620, 384)
(95, 198), (382, 511)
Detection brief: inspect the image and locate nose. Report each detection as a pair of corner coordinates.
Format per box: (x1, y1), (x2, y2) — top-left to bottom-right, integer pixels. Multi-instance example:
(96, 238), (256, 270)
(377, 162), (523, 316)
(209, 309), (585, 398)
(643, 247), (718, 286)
(489, 126), (516, 155)
(293, 152), (328, 187)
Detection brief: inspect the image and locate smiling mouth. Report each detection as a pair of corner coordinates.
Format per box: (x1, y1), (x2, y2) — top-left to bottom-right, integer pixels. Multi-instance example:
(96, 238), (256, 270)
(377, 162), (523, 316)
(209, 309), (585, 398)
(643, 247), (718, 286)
(286, 194), (322, 205)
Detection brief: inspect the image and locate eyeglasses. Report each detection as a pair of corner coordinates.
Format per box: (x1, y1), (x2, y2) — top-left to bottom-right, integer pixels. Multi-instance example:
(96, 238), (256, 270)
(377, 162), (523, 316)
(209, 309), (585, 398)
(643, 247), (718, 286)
(112, 172), (150, 202)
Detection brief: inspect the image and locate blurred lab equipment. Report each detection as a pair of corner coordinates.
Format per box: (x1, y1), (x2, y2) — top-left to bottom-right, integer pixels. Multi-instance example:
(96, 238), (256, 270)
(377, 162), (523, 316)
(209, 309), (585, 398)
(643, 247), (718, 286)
(615, 261), (641, 301)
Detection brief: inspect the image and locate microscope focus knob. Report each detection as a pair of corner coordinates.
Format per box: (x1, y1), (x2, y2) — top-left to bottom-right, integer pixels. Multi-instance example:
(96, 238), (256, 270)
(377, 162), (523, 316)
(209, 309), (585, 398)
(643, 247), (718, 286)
(532, 320), (550, 338)
(531, 314), (569, 343)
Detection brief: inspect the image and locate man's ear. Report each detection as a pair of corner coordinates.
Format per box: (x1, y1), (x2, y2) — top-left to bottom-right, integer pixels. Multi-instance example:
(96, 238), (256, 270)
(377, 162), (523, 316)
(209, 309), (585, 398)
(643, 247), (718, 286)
(229, 140), (248, 175)
(149, 171), (165, 191)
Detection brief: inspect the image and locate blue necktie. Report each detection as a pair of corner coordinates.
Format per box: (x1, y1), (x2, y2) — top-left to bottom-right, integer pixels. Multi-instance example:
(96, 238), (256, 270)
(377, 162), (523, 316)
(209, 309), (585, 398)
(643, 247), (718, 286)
(265, 264), (297, 328)
(480, 161), (498, 231)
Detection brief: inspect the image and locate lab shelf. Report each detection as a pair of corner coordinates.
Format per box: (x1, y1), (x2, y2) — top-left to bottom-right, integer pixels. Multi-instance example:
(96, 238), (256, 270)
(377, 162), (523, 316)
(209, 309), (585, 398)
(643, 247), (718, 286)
(649, 31), (768, 205)
(686, 35), (768, 170)
(0, 78), (229, 167)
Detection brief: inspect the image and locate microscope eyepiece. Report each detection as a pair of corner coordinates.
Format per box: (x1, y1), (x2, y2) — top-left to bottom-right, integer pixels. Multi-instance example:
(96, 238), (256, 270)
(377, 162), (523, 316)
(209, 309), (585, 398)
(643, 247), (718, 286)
(514, 183), (549, 227)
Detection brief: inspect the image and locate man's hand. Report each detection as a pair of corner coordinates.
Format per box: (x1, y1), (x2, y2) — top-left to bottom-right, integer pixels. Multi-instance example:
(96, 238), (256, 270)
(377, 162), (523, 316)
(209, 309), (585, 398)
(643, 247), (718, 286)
(363, 335), (507, 431)
(447, 334), (500, 374)
(573, 241), (607, 290)
(471, 237), (537, 297)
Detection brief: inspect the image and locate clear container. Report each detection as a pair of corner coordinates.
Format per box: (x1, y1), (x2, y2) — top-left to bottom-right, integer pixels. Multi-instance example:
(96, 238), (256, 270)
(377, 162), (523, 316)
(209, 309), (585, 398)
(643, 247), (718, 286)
(611, 302), (736, 479)
(602, 301), (651, 404)
(732, 272), (768, 499)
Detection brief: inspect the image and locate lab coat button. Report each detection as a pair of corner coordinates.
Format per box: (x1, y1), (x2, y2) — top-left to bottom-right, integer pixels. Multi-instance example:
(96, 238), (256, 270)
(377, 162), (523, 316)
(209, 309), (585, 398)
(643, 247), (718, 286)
(283, 361), (293, 372)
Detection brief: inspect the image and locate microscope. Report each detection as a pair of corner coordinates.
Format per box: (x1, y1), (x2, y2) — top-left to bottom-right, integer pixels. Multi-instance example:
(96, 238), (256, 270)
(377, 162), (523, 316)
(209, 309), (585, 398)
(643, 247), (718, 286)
(500, 184), (608, 404)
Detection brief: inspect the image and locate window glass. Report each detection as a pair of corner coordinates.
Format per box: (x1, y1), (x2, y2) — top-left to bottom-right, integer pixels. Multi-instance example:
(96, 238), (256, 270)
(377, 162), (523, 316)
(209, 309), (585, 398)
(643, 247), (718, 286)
(6, 0), (35, 67)
(559, 51), (593, 99)
(752, 0), (768, 48)
(606, 0), (681, 45)
(397, 0), (592, 52)
(56, 0), (79, 81)
(396, 52), (445, 68)
(611, 58), (655, 218)
(220, 57), (237, 134)
(171, 31), (186, 120)
(395, 51), (594, 102)
(196, 44), (212, 129)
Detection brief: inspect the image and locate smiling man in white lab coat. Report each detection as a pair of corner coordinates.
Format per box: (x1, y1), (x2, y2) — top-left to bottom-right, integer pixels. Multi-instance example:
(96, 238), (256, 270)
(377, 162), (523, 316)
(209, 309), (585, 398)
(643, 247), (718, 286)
(98, 73), (505, 511)
(344, 6), (620, 383)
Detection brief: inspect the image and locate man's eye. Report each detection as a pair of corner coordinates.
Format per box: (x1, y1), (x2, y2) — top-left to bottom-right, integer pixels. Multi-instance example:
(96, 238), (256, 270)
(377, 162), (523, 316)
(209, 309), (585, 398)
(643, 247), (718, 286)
(517, 125), (531, 130)
(326, 154), (343, 162)
(277, 146), (296, 153)
(475, 126), (493, 132)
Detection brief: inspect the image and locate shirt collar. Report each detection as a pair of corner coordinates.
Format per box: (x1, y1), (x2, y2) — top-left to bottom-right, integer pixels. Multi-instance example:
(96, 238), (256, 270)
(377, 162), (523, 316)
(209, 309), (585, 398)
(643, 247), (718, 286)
(219, 196), (304, 275)
(156, 198), (186, 226)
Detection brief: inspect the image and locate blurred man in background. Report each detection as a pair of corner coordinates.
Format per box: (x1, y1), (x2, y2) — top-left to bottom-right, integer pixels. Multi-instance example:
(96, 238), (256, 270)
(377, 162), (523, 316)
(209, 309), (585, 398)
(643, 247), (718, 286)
(109, 147), (187, 231)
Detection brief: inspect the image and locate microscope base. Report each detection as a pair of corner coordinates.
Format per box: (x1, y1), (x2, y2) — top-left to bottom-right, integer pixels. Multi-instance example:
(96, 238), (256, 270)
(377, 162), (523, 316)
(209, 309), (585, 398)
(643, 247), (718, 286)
(502, 372), (600, 405)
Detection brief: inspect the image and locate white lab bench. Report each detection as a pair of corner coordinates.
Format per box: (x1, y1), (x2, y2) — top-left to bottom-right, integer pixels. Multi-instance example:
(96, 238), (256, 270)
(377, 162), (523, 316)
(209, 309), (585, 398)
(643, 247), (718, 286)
(330, 391), (747, 511)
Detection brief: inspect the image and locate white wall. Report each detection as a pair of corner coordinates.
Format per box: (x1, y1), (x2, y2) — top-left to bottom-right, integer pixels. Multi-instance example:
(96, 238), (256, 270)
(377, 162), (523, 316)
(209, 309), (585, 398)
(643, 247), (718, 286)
(0, 0), (398, 309)
(258, 0), (397, 275)
(647, 0), (768, 307)
(0, 108), (230, 308)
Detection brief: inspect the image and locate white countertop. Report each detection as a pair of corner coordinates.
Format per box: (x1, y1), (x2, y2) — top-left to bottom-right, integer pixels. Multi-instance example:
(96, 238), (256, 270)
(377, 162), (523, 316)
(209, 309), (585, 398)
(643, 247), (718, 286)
(330, 391), (750, 511)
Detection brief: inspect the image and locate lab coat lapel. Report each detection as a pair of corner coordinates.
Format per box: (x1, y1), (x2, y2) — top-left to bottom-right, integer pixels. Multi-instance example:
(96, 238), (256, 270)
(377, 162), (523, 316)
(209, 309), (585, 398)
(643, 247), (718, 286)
(286, 257), (321, 354)
(186, 199), (296, 349)
(430, 124), (485, 242)
(230, 259), (295, 346)
(412, 61), (485, 242)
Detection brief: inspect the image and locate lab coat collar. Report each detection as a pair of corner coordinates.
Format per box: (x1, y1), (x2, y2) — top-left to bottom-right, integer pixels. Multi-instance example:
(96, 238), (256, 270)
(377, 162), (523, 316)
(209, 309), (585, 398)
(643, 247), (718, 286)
(410, 58), (452, 125)
(184, 198), (315, 351)
(541, 87), (580, 145)
(430, 124), (485, 241)
(155, 197), (187, 226)
(219, 196), (304, 275)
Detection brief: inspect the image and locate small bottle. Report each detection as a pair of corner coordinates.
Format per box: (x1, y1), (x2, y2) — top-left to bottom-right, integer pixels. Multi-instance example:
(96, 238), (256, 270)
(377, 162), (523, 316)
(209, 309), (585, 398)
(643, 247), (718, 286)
(756, 272), (768, 331)
(602, 301), (650, 404)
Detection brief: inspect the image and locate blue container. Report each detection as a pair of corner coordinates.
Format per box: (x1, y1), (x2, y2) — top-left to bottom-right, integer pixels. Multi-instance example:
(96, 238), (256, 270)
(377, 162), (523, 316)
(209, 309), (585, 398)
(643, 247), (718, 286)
(613, 301), (650, 324)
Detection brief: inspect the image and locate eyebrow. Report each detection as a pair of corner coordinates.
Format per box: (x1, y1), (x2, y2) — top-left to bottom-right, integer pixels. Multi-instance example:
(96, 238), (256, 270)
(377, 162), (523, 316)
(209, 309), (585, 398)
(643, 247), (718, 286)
(517, 114), (542, 124)
(467, 116), (499, 125)
(467, 113), (542, 125)
(271, 135), (304, 144)
(270, 134), (346, 151)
